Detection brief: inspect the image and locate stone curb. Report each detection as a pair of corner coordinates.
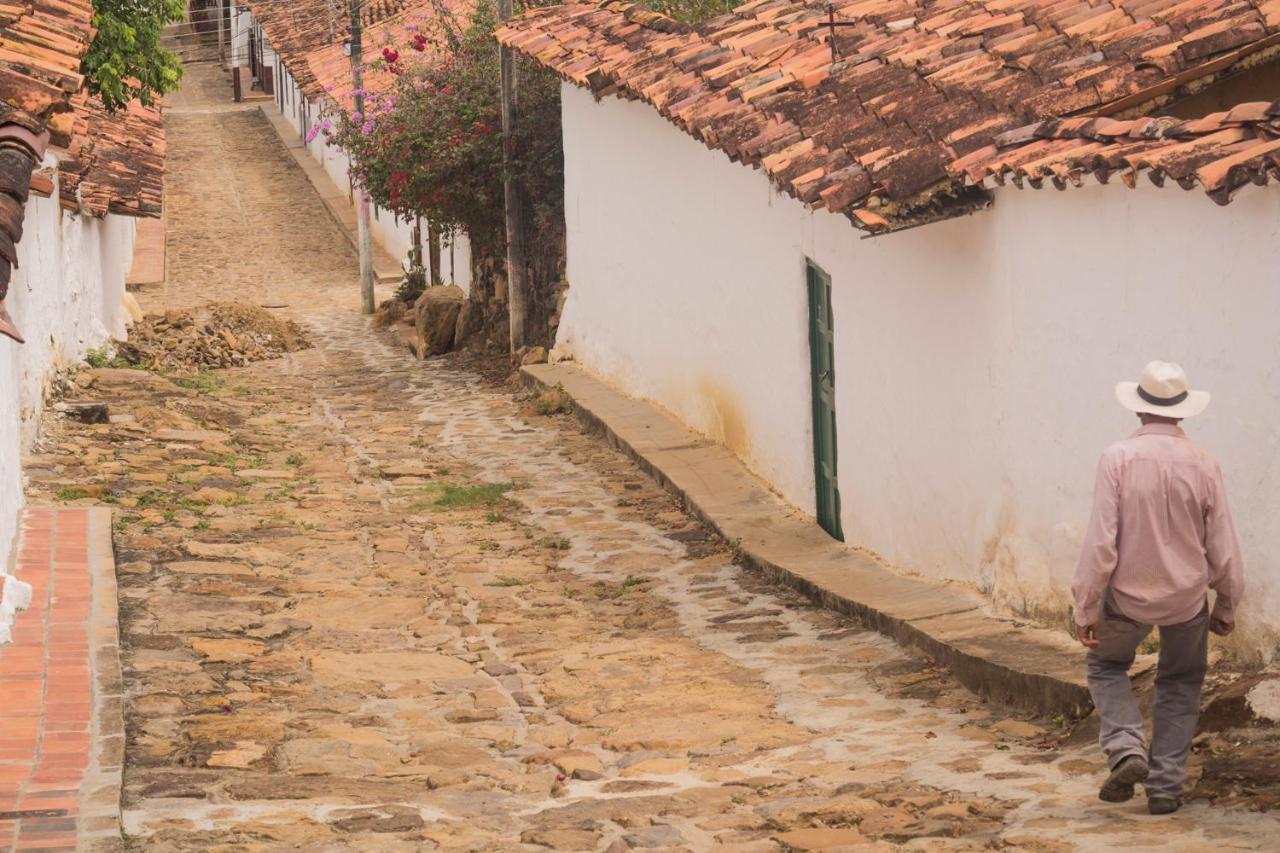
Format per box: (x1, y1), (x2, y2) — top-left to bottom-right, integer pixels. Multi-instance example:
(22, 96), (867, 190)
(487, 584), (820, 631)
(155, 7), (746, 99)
(79, 507), (124, 852)
(522, 364), (1093, 718)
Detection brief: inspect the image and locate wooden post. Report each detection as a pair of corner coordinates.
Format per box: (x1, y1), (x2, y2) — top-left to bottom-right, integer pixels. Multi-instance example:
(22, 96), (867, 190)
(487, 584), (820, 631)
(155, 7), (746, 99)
(497, 0), (528, 351)
(349, 0), (376, 314)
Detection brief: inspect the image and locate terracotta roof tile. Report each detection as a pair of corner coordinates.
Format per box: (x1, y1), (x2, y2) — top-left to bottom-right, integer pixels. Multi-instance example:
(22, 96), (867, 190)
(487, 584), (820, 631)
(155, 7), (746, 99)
(954, 99), (1280, 202)
(247, 0), (472, 112)
(499, 0), (1280, 230)
(59, 96), (164, 218)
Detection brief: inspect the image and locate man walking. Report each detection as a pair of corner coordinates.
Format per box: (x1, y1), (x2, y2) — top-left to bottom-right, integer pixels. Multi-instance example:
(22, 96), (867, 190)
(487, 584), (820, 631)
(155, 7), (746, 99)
(1073, 361), (1244, 815)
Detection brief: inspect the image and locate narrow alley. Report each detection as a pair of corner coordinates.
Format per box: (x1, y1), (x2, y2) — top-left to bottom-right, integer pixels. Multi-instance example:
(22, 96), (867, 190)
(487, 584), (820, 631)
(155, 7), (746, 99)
(20, 64), (1276, 852)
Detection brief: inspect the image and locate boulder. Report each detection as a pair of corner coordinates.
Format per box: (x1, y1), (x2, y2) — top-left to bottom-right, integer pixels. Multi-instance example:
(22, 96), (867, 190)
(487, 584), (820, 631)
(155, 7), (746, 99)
(454, 298), (484, 349)
(521, 346), (548, 366)
(414, 285), (466, 358)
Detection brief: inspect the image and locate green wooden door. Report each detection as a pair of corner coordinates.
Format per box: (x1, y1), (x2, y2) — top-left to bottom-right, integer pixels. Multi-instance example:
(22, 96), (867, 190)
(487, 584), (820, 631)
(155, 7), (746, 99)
(806, 261), (844, 541)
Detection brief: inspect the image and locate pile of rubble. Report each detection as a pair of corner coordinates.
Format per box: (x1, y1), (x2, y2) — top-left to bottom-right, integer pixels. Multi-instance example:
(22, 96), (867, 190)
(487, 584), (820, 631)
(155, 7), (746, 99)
(115, 303), (311, 371)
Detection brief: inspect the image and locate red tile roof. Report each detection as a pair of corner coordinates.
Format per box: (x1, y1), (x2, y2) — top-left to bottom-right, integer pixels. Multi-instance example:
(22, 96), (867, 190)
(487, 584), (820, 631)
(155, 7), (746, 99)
(952, 99), (1280, 203)
(244, 0), (342, 99)
(248, 0), (464, 111)
(60, 96), (165, 217)
(0, 0), (95, 124)
(498, 0), (1280, 231)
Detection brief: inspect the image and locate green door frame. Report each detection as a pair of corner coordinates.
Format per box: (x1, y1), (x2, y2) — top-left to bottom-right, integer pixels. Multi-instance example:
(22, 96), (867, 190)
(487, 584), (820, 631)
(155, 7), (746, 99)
(806, 260), (844, 541)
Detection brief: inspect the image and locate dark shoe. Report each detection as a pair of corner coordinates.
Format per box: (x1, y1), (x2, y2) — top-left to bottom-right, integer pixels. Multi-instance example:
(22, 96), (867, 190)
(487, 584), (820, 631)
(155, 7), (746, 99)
(1099, 755), (1149, 802)
(1148, 796), (1181, 815)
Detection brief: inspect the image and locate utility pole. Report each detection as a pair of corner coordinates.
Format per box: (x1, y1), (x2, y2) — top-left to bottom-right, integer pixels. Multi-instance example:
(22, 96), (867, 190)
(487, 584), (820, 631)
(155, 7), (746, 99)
(497, 0), (528, 351)
(349, 0), (376, 314)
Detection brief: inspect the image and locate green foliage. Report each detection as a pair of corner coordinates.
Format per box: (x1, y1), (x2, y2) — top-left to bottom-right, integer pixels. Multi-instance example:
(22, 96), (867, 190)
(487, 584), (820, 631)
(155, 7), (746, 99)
(171, 372), (225, 392)
(83, 0), (185, 112)
(84, 345), (138, 370)
(324, 3), (563, 245)
(634, 0), (738, 24)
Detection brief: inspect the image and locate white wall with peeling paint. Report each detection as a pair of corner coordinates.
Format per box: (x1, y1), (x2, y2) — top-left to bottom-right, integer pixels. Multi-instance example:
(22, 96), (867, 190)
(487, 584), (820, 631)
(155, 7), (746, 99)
(556, 83), (1280, 656)
(0, 172), (137, 643)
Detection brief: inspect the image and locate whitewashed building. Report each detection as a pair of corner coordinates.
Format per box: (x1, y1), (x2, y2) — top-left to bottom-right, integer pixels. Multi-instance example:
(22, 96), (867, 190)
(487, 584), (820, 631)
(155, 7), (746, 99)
(0, 87), (164, 643)
(502, 0), (1280, 654)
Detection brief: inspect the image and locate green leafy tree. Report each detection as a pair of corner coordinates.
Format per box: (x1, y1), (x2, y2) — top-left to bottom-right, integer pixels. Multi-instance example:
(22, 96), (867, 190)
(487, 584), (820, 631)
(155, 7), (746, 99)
(82, 0), (185, 112)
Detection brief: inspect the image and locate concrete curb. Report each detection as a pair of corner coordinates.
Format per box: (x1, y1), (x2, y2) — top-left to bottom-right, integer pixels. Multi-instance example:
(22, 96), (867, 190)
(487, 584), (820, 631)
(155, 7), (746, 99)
(522, 363), (1093, 718)
(79, 507), (124, 852)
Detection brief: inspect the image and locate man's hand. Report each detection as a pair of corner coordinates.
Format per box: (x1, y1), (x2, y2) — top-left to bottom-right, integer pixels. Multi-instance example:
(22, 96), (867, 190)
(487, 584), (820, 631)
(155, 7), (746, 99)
(1078, 623), (1100, 648)
(1209, 616), (1234, 636)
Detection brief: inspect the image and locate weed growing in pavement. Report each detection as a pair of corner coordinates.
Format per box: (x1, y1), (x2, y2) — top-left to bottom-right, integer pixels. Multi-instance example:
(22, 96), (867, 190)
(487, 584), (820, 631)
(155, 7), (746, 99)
(484, 510), (506, 524)
(532, 388), (574, 416)
(56, 487), (89, 501)
(286, 453), (305, 467)
(561, 586), (578, 598)
(489, 576), (526, 587)
(538, 535), (571, 551)
(478, 540), (500, 551)
(195, 518), (211, 530)
(265, 487), (298, 503)
(84, 345), (139, 370)
(412, 481), (519, 511)
(170, 372), (225, 392)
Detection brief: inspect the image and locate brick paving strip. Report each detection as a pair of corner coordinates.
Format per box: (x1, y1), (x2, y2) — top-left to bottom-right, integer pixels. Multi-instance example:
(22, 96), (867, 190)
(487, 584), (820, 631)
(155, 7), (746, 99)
(0, 508), (123, 852)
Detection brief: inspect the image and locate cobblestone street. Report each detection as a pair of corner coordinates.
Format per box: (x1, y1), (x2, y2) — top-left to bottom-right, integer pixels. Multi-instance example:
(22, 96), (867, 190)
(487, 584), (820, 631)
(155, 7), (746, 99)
(22, 66), (1279, 851)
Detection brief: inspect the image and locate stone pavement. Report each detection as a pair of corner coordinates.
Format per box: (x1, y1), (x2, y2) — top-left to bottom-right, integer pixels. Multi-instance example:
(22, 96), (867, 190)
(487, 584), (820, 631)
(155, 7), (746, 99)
(0, 508), (122, 852)
(257, 104), (403, 284)
(11, 60), (1280, 852)
(522, 364), (1093, 719)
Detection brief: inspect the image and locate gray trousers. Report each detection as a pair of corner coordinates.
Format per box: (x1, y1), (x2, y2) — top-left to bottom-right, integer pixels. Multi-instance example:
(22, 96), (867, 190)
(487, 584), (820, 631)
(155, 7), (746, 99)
(1086, 593), (1208, 799)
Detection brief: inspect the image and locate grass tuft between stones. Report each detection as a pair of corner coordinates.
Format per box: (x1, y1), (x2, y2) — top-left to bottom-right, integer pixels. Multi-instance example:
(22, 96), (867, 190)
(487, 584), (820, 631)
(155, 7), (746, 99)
(412, 481), (521, 511)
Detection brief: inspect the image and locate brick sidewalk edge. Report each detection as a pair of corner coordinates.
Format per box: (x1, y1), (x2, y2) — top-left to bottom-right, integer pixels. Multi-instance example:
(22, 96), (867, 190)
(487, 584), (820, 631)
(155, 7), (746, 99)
(78, 508), (123, 852)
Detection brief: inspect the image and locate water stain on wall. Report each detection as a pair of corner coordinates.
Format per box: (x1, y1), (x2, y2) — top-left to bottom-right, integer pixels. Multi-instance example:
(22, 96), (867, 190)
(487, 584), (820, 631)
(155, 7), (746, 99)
(697, 380), (750, 461)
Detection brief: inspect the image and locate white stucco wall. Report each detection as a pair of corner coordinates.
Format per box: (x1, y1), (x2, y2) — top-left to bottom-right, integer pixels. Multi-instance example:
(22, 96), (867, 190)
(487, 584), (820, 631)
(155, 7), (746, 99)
(0, 180), (137, 643)
(558, 83), (1280, 654)
(231, 5), (252, 69)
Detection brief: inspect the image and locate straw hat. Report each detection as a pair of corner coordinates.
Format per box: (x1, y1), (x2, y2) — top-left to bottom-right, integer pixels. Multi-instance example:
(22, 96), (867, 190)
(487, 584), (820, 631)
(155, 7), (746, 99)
(1115, 361), (1210, 419)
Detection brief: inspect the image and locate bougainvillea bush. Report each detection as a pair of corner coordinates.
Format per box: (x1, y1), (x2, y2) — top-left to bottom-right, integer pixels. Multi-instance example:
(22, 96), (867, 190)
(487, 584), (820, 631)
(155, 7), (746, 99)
(323, 3), (563, 249)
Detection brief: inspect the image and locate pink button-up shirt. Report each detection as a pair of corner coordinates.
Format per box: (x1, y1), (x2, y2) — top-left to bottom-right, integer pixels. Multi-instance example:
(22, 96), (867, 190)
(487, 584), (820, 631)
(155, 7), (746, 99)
(1073, 423), (1244, 628)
